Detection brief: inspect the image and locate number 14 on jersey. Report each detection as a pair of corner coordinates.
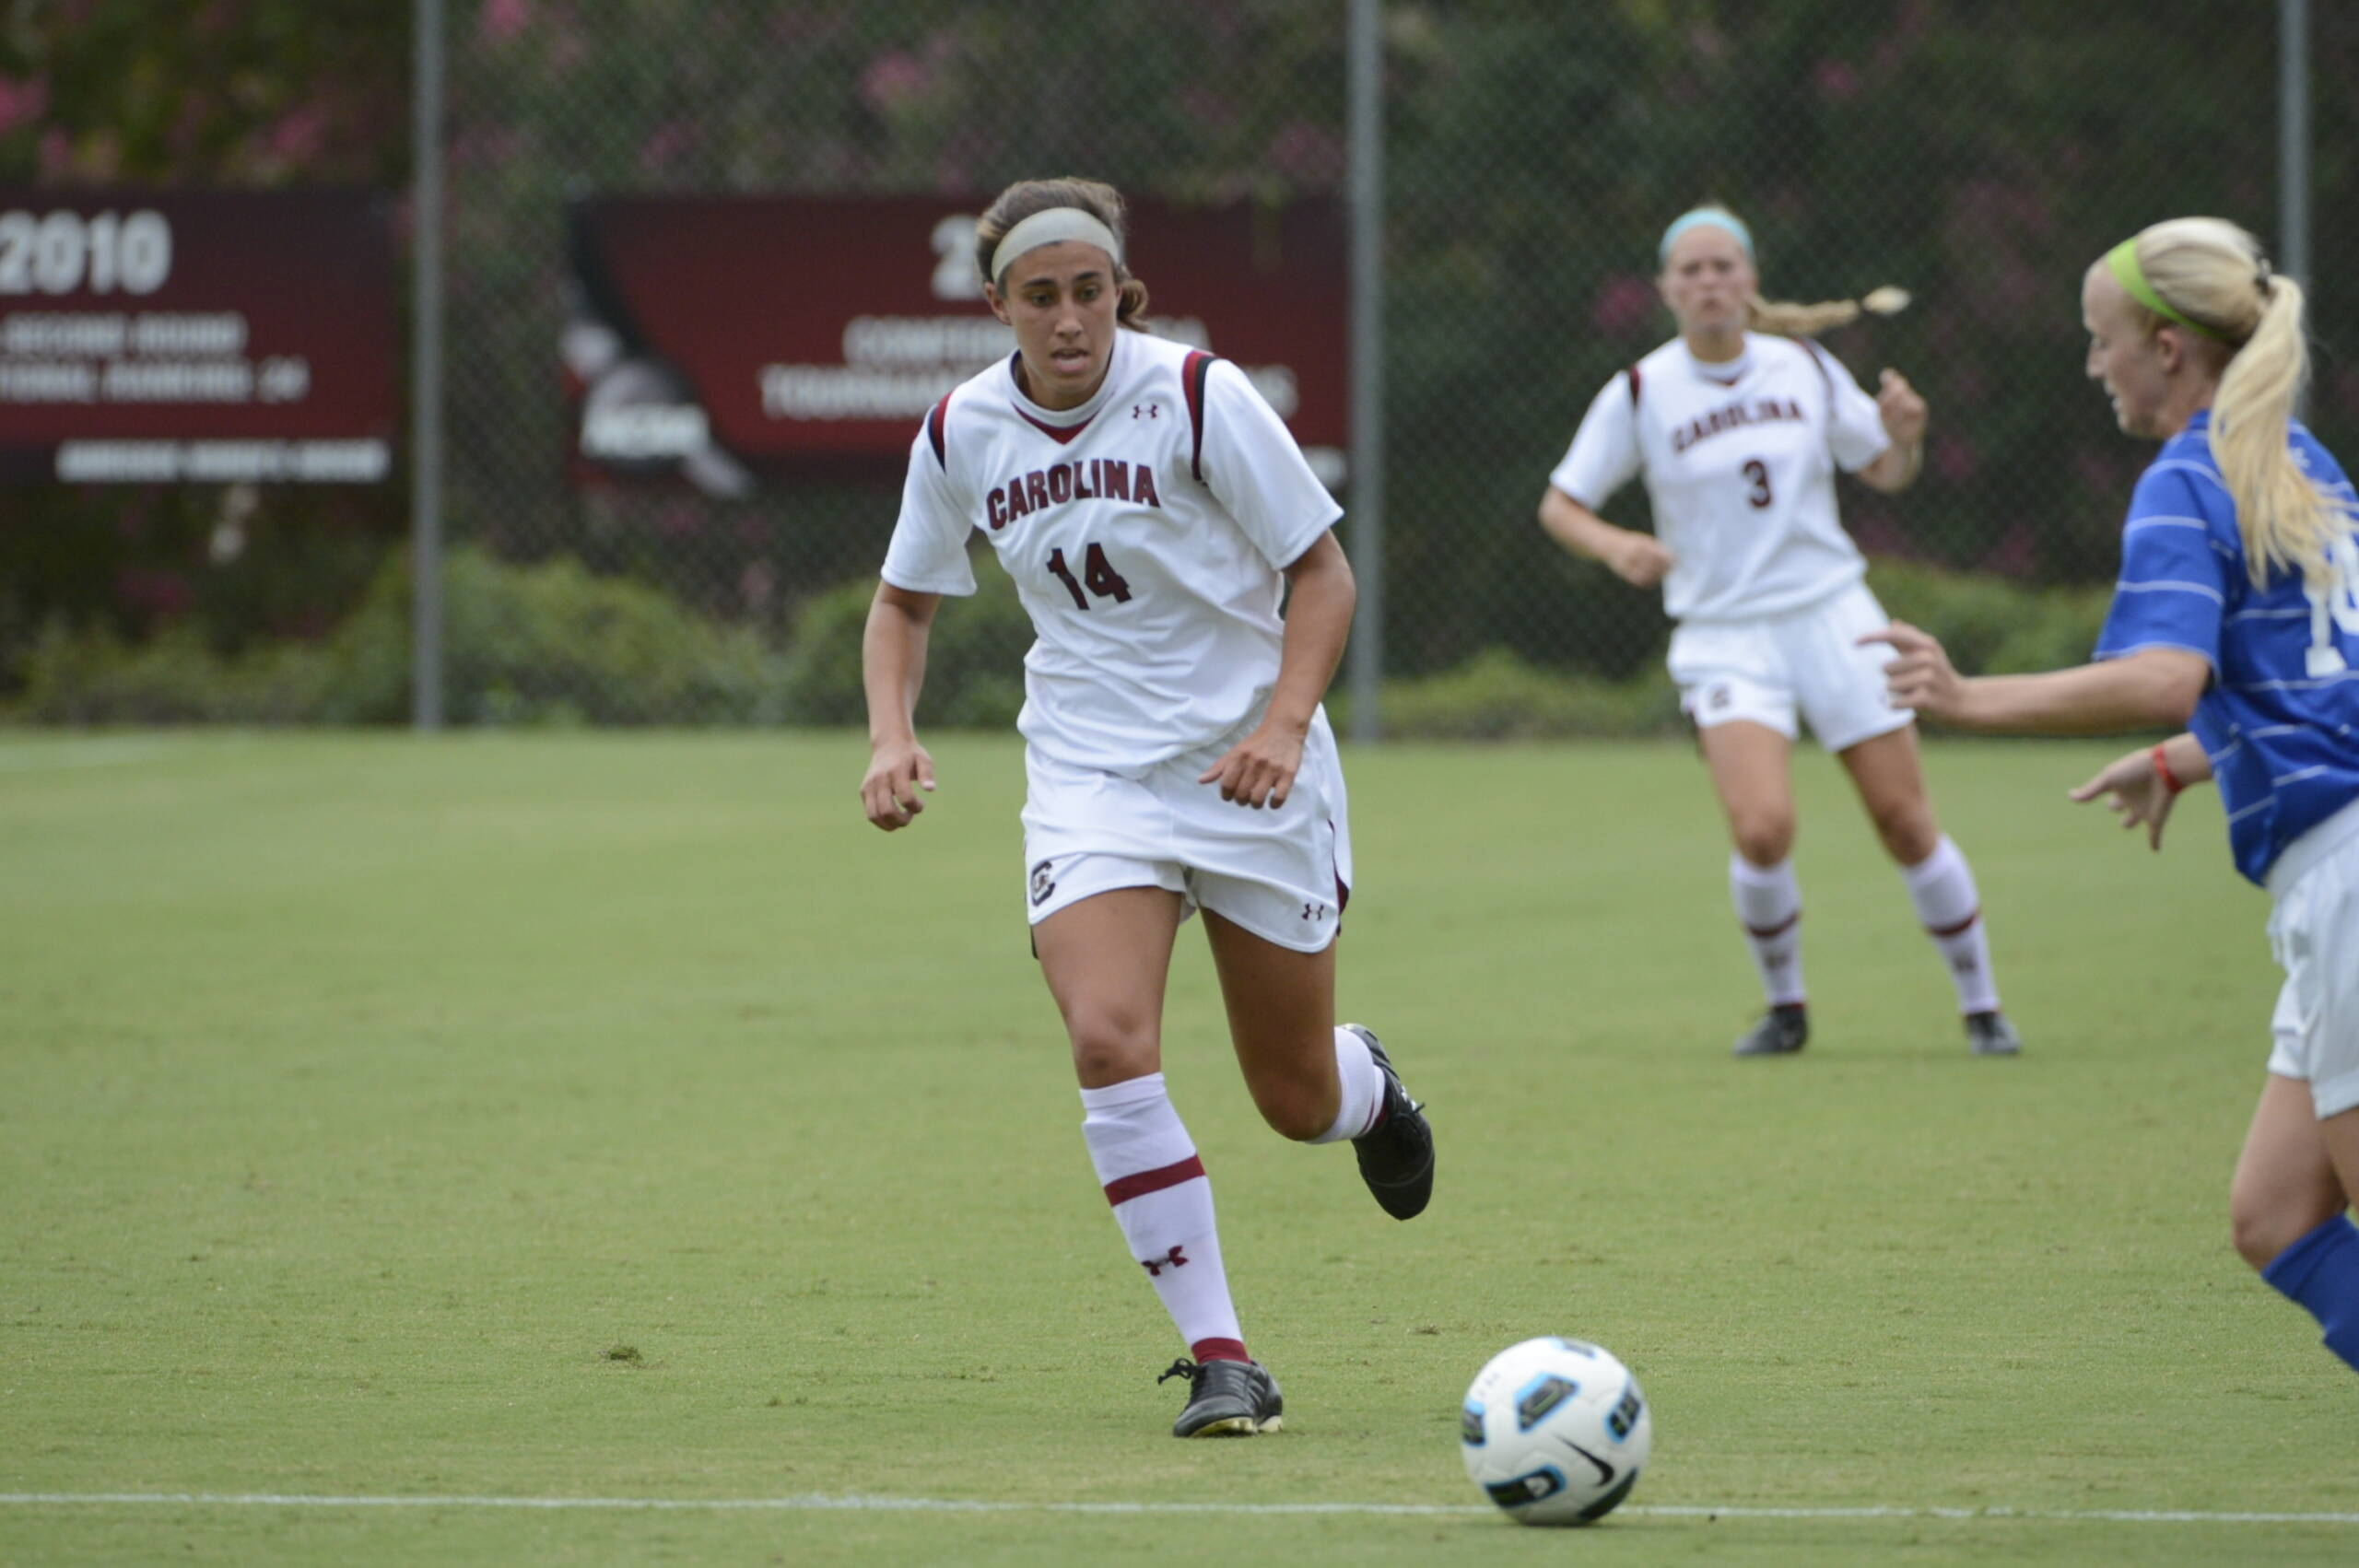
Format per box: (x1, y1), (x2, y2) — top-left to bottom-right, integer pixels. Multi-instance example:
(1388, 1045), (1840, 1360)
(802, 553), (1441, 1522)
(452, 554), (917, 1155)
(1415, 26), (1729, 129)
(1047, 543), (1133, 610)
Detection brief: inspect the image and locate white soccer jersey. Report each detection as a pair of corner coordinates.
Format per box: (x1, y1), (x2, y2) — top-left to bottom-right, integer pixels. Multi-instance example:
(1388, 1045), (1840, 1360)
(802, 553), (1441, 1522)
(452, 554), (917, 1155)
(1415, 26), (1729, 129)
(1549, 333), (1892, 623)
(881, 329), (1343, 773)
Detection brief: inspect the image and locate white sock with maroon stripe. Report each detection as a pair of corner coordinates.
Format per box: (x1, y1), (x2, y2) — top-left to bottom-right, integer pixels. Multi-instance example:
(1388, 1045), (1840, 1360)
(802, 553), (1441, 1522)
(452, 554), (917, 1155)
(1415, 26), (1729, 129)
(1901, 836), (2000, 1015)
(1729, 854), (1806, 1007)
(1309, 1025), (1385, 1144)
(1078, 1073), (1247, 1364)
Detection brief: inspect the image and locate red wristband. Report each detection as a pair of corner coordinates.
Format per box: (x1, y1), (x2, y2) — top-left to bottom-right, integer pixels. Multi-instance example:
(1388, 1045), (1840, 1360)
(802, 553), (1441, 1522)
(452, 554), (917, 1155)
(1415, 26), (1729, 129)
(2151, 743), (2185, 796)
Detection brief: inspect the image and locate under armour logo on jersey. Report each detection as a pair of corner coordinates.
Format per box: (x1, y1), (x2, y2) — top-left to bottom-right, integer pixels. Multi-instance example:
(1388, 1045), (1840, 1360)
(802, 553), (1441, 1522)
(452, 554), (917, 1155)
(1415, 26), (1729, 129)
(1140, 1245), (1189, 1277)
(1133, 404), (1161, 419)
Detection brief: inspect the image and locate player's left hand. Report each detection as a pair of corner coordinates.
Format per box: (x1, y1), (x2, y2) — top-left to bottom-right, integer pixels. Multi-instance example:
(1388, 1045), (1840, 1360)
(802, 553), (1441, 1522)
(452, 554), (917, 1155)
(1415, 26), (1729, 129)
(1859, 620), (1964, 719)
(1876, 369), (1928, 448)
(2069, 746), (2179, 851)
(1199, 722), (1305, 810)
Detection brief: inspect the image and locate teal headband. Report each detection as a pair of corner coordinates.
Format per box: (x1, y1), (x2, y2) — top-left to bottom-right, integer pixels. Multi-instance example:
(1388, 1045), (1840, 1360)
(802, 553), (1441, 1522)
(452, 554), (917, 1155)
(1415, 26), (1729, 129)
(2105, 238), (2228, 342)
(1660, 209), (1753, 266)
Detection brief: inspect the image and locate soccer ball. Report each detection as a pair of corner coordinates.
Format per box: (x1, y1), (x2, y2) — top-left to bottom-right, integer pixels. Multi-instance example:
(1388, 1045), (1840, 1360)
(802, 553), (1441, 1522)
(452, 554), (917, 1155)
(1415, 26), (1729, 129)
(1460, 1337), (1651, 1526)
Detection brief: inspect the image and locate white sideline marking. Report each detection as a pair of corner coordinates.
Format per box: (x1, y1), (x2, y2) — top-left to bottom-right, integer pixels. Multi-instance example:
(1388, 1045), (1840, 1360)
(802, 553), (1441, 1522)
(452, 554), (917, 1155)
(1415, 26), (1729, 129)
(2, 1493), (2355, 1525)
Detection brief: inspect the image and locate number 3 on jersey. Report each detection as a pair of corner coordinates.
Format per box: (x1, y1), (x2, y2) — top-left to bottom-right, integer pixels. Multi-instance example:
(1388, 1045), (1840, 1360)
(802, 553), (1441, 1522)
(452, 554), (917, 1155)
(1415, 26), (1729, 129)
(1047, 543), (1134, 610)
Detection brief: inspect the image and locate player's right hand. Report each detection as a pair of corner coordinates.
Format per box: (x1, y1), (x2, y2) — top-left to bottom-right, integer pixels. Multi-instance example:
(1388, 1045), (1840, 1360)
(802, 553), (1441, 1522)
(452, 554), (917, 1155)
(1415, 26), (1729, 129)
(1610, 532), (1675, 589)
(2068, 747), (2177, 851)
(861, 740), (936, 832)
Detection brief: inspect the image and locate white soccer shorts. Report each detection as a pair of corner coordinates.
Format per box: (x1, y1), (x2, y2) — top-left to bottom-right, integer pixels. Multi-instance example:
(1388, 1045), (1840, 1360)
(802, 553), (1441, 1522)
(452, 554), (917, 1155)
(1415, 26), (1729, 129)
(1020, 710), (1354, 955)
(2264, 799), (2359, 1118)
(1666, 581), (1914, 754)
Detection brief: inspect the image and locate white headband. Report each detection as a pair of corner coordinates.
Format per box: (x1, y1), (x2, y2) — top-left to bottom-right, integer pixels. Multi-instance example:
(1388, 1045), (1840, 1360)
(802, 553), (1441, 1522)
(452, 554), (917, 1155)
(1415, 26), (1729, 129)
(989, 207), (1122, 286)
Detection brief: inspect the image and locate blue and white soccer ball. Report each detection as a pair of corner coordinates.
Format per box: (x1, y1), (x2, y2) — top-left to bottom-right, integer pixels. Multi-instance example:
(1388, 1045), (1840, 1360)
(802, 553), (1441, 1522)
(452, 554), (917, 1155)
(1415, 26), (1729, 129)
(1460, 1337), (1651, 1526)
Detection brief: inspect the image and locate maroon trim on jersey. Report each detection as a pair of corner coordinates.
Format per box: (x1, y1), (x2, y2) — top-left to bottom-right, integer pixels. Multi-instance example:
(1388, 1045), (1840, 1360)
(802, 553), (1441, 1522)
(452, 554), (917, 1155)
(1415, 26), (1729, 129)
(1625, 363), (1643, 407)
(1015, 404), (1095, 445)
(1182, 350), (1220, 482)
(1798, 338), (1837, 399)
(1103, 1154), (1206, 1207)
(925, 393), (951, 470)
(1926, 907), (1981, 939)
(1743, 910), (1802, 940)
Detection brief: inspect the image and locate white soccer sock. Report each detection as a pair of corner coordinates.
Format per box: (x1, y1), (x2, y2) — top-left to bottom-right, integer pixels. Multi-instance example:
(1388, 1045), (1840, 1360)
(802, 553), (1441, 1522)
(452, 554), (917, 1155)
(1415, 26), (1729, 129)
(1310, 1025), (1386, 1144)
(1901, 836), (2001, 1015)
(1078, 1072), (1247, 1363)
(1729, 854), (1806, 1007)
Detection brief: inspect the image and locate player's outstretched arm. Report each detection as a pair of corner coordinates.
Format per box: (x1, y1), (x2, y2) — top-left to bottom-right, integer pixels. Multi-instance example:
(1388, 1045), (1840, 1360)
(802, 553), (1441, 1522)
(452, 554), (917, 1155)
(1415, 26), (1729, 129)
(2068, 733), (2212, 851)
(1199, 530), (1355, 810)
(861, 582), (942, 832)
(1536, 486), (1674, 588)
(1862, 622), (2207, 734)
(1856, 369), (1927, 494)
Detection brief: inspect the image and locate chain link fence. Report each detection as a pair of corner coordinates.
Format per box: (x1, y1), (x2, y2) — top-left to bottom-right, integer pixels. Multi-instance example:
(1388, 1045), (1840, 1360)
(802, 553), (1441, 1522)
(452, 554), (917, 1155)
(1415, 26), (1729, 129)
(435, 0), (2358, 729)
(9, 2), (2356, 729)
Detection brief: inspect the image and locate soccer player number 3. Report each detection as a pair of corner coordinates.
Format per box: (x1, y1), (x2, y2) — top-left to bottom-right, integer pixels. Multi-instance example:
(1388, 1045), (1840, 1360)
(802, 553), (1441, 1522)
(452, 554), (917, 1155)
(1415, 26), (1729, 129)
(1046, 543), (1134, 610)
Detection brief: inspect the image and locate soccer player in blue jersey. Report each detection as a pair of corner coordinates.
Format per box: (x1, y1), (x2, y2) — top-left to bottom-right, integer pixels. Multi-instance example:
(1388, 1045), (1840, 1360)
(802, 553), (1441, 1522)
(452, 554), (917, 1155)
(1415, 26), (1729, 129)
(1866, 216), (2359, 1375)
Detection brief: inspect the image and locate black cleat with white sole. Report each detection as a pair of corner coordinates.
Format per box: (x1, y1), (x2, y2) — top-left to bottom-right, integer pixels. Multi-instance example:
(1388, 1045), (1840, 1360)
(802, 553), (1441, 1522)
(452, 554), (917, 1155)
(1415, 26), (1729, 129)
(1345, 1023), (1434, 1221)
(1160, 1357), (1284, 1437)
(1733, 1002), (1809, 1057)
(1965, 1010), (2022, 1056)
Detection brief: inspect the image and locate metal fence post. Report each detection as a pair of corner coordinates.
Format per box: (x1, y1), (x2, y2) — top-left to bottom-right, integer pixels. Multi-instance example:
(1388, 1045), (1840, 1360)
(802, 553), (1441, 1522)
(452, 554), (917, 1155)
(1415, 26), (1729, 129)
(2280, 0), (2309, 422)
(1346, 0), (1385, 743)
(410, 0), (445, 731)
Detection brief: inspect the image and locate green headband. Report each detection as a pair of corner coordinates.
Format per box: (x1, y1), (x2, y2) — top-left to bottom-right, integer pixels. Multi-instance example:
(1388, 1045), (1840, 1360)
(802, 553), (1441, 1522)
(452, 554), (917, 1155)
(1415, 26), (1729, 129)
(2106, 239), (2228, 342)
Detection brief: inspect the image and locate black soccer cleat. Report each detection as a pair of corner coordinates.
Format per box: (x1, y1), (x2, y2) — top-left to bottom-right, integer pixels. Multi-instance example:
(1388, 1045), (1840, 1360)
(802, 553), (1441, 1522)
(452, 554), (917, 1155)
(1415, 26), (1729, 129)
(1965, 1010), (2022, 1057)
(1345, 1023), (1434, 1221)
(1159, 1356), (1284, 1437)
(1733, 1002), (1809, 1058)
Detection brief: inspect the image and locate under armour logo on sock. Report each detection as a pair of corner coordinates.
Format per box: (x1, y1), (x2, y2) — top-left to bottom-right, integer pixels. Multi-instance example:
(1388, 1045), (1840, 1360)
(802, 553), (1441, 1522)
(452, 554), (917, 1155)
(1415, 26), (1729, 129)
(1139, 1245), (1189, 1277)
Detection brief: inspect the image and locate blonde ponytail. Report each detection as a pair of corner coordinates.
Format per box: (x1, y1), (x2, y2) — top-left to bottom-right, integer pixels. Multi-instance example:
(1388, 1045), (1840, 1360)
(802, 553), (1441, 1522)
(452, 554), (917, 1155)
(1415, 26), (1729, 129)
(1748, 285), (1910, 338)
(2122, 217), (2354, 589)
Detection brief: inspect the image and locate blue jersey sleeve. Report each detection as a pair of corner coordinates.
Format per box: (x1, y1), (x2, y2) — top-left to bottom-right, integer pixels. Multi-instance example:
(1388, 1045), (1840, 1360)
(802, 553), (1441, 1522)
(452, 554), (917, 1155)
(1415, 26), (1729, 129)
(2092, 462), (2232, 673)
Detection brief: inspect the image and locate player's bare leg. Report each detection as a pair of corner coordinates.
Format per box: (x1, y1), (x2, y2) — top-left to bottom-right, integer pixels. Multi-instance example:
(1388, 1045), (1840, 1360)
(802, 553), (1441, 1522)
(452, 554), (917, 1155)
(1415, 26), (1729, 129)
(1203, 909), (1432, 1219)
(1838, 725), (2018, 1054)
(1037, 885), (1183, 1086)
(1039, 887), (1273, 1431)
(2231, 1075), (2347, 1269)
(2236, 1076), (2359, 1372)
(1202, 909), (1340, 1139)
(1699, 720), (1809, 1055)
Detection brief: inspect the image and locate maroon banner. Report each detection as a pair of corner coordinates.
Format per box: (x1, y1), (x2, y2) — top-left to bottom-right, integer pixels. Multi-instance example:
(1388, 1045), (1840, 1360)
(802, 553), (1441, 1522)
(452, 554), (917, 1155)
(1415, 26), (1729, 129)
(565, 194), (1347, 495)
(0, 190), (396, 484)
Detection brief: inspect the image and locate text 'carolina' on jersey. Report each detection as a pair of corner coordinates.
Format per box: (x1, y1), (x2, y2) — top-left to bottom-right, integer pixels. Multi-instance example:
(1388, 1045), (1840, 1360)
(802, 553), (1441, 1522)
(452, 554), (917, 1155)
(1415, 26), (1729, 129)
(988, 458), (1162, 531)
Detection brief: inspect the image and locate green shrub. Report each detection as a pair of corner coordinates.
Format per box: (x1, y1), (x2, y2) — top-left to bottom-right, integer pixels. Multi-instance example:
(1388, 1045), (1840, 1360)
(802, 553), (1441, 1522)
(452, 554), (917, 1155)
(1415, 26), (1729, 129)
(1865, 559), (2114, 677)
(12, 548), (789, 727)
(780, 568), (1034, 730)
(1365, 648), (1685, 740)
(1362, 556), (2117, 741)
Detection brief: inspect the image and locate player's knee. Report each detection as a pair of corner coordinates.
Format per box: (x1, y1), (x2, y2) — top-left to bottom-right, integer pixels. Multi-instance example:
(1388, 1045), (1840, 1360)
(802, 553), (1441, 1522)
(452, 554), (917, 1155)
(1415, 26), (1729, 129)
(1731, 815), (1795, 867)
(1875, 805), (1940, 864)
(2230, 1199), (2305, 1273)
(1065, 1010), (1159, 1084)
(1244, 1060), (1337, 1142)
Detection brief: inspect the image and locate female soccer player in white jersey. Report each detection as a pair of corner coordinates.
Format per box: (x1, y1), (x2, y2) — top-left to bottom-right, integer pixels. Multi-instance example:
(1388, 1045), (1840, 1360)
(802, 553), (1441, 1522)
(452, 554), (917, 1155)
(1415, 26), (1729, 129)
(1872, 217), (2359, 1374)
(859, 177), (1434, 1436)
(1536, 205), (2020, 1058)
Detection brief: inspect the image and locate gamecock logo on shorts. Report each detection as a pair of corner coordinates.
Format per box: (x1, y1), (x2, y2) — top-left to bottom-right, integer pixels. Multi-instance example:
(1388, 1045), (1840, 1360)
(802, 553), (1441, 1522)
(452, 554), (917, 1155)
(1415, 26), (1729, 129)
(1029, 860), (1057, 907)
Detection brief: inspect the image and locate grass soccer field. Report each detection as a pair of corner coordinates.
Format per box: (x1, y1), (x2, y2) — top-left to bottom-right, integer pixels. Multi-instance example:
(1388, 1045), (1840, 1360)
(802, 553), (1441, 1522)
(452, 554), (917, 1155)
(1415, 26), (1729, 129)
(4, 730), (2353, 1566)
